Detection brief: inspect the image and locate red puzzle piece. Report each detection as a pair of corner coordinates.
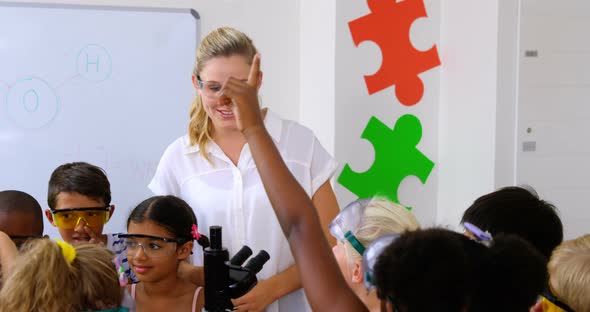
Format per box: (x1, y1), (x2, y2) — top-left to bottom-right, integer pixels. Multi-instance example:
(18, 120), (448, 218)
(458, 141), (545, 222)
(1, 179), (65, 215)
(349, 0), (440, 106)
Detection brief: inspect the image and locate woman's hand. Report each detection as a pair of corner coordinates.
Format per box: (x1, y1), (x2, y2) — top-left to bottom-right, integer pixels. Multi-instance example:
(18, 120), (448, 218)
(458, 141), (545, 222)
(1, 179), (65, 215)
(217, 54), (264, 134)
(231, 278), (277, 312)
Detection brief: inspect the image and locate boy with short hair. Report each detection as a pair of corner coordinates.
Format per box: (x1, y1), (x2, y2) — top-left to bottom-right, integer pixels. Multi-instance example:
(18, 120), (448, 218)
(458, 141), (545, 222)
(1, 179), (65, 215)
(44, 161), (136, 282)
(0, 190), (44, 248)
(461, 186), (563, 260)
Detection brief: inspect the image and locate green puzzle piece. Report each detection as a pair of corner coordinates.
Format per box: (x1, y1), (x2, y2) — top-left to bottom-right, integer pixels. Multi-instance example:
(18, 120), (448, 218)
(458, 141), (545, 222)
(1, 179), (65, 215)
(338, 114), (434, 204)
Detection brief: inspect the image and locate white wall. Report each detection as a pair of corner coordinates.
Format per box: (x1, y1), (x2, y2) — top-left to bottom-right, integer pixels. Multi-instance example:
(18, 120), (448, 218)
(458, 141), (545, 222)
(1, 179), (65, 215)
(329, 0), (528, 228)
(495, 0), (521, 188)
(436, 0), (500, 228)
(516, 0), (590, 239)
(334, 0), (440, 226)
(298, 0), (336, 154)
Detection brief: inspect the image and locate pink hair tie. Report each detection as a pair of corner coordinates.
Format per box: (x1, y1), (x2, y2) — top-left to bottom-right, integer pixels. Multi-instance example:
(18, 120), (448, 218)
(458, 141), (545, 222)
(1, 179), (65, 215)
(191, 224), (201, 240)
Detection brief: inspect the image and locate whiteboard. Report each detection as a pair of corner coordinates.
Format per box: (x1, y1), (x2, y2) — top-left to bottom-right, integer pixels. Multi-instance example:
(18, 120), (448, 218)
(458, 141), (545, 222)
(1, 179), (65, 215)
(0, 3), (199, 238)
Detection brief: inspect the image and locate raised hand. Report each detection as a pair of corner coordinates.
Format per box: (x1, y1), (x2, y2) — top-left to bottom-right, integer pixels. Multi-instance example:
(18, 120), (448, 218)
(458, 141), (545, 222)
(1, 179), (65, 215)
(217, 54), (264, 133)
(84, 225), (104, 245)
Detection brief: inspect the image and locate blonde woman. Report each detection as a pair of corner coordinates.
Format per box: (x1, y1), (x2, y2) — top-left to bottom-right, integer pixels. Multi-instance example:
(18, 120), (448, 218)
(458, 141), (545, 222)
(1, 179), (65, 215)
(149, 26), (339, 311)
(532, 234), (590, 312)
(0, 233), (124, 311)
(329, 198), (420, 312)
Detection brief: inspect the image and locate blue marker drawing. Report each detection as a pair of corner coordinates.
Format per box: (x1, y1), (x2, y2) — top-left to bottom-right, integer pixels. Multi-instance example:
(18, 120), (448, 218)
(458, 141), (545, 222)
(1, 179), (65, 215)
(23, 89), (39, 112)
(86, 53), (100, 73)
(6, 77), (59, 129)
(76, 44), (112, 82)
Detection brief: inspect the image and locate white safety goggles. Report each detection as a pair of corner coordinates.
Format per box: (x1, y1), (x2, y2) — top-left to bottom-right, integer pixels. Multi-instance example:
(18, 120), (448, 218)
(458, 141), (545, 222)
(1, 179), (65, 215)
(361, 233), (400, 291)
(329, 198), (372, 255)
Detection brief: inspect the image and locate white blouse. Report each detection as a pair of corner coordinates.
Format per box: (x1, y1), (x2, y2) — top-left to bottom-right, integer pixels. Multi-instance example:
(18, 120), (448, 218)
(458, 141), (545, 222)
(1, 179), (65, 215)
(148, 110), (338, 312)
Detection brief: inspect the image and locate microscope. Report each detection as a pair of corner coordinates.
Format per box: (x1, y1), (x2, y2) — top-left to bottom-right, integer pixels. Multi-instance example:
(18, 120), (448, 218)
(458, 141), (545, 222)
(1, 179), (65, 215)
(203, 226), (270, 312)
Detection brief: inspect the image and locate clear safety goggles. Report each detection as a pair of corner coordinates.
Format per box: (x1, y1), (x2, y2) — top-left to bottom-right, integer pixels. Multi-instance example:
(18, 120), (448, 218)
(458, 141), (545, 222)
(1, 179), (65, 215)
(329, 199), (372, 255)
(118, 234), (186, 258)
(361, 234), (400, 291)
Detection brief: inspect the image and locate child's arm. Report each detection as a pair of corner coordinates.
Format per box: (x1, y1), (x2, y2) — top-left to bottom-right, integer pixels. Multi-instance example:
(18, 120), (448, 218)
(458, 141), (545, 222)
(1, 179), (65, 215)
(0, 231), (18, 278)
(219, 55), (368, 312)
(232, 186), (338, 310)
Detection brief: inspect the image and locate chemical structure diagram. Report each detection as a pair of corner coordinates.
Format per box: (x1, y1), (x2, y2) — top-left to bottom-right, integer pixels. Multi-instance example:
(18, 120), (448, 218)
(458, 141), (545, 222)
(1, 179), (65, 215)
(0, 44), (111, 130)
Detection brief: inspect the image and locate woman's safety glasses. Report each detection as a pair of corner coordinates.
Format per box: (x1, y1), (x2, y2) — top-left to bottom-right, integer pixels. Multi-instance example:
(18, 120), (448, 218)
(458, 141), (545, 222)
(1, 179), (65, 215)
(50, 206), (112, 229)
(329, 198), (371, 255)
(118, 234), (186, 258)
(196, 78), (222, 98)
(197, 76), (249, 99)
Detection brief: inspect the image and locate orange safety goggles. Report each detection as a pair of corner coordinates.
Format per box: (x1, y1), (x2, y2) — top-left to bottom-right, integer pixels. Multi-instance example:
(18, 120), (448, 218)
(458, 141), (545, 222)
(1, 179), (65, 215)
(50, 206), (113, 229)
(541, 281), (575, 312)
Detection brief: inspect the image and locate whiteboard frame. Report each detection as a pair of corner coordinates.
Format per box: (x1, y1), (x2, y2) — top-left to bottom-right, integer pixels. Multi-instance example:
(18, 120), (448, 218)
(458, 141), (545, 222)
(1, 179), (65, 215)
(0, 1), (200, 19)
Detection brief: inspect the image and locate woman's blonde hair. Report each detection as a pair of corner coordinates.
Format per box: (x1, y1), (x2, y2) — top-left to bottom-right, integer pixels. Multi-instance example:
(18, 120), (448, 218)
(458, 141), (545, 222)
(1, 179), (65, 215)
(548, 234), (590, 312)
(0, 239), (122, 312)
(188, 26), (258, 161)
(345, 197), (420, 261)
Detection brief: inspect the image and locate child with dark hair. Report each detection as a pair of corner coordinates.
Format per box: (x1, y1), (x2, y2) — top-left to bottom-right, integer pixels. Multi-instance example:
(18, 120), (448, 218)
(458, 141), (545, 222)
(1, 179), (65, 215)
(0, 190), (44, 248)
(44, 162), (136, 284)
(371, 228), (547, 312)
(45, 162), (113, 244)
(120, 195), (209, 312)
(461, 186), (563, 259)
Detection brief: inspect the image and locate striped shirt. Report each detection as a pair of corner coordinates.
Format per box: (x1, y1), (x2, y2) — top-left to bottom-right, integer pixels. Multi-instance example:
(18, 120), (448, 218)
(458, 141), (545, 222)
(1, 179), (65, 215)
(106, 233), (138, 284)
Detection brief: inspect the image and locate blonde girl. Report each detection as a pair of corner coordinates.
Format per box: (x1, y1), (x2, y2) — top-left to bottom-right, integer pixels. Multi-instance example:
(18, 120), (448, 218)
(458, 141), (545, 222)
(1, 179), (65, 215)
(329, 198), (420, 312)
(0, 236), (124, 312)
